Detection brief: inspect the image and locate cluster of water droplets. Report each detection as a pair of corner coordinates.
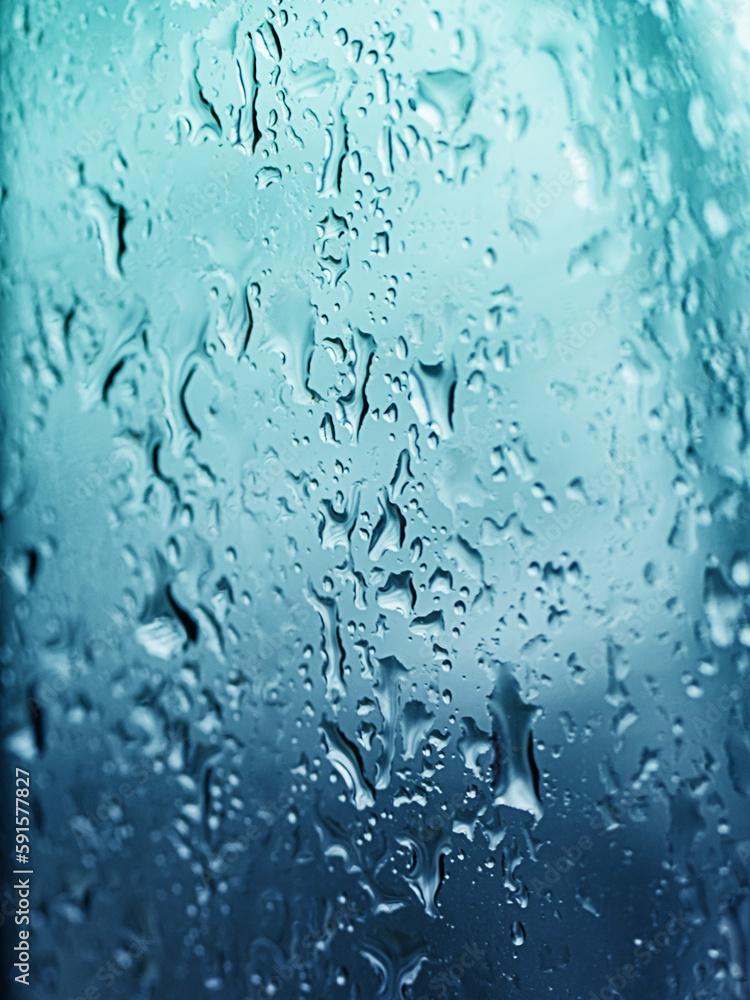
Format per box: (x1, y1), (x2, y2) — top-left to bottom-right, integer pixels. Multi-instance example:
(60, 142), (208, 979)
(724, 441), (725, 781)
(2, 0), (750, 997)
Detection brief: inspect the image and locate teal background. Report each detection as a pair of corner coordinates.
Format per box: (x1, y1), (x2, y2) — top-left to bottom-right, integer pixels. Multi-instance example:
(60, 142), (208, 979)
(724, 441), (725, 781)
(2, 1), (750, 997)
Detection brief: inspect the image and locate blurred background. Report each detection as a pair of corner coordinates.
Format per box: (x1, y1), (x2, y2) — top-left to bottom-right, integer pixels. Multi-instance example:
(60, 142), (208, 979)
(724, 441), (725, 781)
(2, 0), (750, 997)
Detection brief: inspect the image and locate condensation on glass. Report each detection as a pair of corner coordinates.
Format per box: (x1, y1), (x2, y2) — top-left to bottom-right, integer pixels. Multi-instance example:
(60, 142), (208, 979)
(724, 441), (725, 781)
(1, 1), (749, 998)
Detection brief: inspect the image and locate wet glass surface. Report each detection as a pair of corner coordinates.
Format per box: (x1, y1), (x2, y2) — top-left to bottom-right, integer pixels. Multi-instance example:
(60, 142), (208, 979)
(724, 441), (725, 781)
(2, 1), (750, 997)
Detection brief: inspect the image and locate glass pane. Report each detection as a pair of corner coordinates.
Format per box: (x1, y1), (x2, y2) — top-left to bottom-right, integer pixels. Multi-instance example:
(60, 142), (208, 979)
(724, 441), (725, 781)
(1, 1), (749, 998)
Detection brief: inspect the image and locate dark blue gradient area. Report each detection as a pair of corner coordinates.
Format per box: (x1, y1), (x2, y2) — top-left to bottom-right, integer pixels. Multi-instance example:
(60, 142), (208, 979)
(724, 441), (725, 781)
(1, 2), (749, 998)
